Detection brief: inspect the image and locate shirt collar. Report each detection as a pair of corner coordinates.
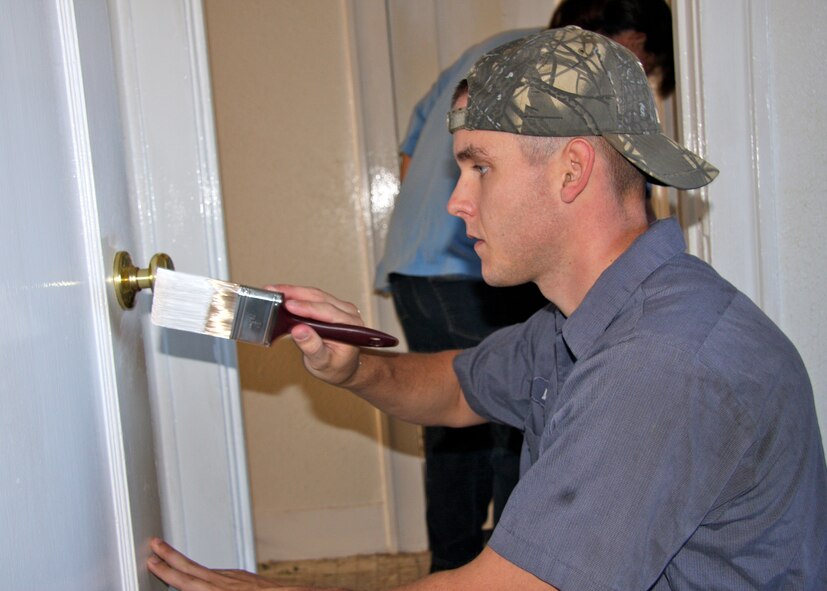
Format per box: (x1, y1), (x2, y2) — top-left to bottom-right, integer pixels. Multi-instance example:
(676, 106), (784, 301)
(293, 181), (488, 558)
(560, 218), (687, 358)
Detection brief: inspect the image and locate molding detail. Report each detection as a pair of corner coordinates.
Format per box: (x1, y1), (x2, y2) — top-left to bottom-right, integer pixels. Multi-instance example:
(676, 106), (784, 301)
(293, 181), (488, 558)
(181, 0), (256, 568)
(56, 1), (138, 588)
(672, 0), (712, 261)
(108, 0), (255, 570)
(345, 0), (428, 554)
(673, 0), (779, 309)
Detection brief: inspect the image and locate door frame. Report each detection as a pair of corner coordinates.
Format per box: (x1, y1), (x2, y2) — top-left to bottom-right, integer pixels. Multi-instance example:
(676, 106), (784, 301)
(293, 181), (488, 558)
(308, 0), (432, 554)
(109, 0), (255, 569)
(673, 0), (779, 315)
(674, 0), (827, 452)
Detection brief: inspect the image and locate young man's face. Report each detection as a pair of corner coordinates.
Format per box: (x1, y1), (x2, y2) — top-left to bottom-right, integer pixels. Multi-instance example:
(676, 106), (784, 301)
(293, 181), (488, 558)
(448, 95), (568, 290)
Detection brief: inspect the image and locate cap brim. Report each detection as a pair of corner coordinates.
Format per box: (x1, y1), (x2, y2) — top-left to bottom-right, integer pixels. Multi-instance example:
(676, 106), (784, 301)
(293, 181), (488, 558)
(604, 132), (719, 190)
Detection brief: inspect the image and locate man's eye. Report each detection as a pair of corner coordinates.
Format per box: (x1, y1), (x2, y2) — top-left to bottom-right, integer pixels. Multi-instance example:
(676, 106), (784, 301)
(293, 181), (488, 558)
(474, 164), (489, 176)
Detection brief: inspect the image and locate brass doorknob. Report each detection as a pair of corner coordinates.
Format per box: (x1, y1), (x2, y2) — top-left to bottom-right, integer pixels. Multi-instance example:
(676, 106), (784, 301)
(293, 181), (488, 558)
(113, 251), (175, 309)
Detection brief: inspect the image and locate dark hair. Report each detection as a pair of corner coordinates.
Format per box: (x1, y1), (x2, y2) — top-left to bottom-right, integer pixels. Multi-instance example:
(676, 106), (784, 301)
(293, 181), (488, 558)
(550, 0), (674, 98)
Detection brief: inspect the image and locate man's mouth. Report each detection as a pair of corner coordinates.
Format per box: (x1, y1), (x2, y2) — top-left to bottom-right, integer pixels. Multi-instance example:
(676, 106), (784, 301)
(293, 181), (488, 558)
(466, 230), (484, 251)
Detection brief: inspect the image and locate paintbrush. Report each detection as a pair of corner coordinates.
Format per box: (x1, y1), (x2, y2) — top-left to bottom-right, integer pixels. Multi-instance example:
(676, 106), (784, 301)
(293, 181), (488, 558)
(150, 268), (398, 348)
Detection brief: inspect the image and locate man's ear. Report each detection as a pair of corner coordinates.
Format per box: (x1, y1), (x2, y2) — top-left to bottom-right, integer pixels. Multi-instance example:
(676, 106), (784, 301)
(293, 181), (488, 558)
(560, 138), (595, 203)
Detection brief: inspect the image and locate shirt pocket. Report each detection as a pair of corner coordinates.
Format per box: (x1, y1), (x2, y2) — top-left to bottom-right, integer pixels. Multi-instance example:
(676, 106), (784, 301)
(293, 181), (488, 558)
(523, 376), (550, 466)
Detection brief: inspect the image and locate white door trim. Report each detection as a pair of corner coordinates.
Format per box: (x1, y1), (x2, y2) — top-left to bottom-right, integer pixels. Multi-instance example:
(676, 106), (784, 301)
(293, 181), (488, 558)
(672, 0), (780, 318)
(109, 0), (255, 569)
(345, 0), (429, 553)
(58, 0), (139, 586)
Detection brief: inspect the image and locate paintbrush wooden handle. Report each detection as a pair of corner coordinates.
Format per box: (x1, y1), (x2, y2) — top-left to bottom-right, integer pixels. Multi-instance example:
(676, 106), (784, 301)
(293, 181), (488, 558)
(273, 309), (399, 348)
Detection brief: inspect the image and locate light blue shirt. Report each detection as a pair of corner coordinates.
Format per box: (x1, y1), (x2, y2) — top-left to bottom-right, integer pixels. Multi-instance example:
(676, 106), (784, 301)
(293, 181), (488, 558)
(455, 218), (827, 590)
(375, 29), (539, 292)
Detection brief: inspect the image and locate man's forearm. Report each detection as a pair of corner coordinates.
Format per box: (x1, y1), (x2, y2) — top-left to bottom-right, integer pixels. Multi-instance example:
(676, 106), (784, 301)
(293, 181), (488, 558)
(266, 285), (481, 427)
(342, 349), (484, 428)
(148, 539), (558, 591)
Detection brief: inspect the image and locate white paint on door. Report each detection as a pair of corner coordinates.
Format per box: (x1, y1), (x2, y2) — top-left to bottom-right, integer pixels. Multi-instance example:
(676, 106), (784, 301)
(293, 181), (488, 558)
(0, 0), (254, 587)
(1, 0), (160, 587)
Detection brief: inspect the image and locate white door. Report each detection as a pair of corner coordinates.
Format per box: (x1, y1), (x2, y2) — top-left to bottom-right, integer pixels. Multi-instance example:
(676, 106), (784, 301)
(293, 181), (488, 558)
(0, 0), (253, 588)
(1, 0), (163, 588)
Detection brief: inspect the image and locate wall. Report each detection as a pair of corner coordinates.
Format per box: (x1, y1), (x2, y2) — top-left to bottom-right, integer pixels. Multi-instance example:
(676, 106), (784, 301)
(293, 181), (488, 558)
(765, 0), (827, 441)
(204, 0), (394, 560)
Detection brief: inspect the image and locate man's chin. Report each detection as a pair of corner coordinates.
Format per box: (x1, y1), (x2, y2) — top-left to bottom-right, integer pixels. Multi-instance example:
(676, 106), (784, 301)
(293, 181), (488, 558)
(482, 265), (535, 288)
(481, 270), (514, 288)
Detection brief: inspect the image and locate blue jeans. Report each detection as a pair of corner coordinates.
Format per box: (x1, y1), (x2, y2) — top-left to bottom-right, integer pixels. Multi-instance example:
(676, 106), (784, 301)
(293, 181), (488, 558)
(388, 274), (547, 572)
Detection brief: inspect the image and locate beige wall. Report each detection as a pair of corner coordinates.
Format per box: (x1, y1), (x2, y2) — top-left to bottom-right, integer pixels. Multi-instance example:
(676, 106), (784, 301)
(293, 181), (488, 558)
(204, 0), (393, 561)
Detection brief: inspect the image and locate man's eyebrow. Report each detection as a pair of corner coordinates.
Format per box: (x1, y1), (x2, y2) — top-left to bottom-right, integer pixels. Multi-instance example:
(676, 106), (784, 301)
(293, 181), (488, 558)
(455, 144), (490, 162)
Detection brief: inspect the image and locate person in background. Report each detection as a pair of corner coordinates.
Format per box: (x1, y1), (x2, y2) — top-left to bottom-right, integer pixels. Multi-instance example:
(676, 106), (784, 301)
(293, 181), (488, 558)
(375, 0), (676, 572)
(148, 27), (827, 590)
(550, 0), (675, 98)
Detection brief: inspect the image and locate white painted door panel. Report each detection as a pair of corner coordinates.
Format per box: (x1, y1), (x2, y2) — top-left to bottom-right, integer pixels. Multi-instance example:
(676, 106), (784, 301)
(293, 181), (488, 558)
(111, 0), (255, 569)
(0, 0), (162, 588)
(1, 0), (255, 587)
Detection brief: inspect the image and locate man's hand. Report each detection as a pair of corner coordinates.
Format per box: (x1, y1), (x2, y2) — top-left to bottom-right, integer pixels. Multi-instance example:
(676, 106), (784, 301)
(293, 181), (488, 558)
(147, 538), (558, 591)
(266, 284), (365, 387)
(265, 284), (482, 429)
(147, 537), (348, 591)
(147, 537), (282, 589)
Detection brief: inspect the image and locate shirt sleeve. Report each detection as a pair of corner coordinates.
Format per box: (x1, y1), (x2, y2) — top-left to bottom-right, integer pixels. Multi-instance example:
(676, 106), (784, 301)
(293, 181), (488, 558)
(489, 335), (758, 591)
(454, 306), (556, 430)
(398, 85), (436, 156)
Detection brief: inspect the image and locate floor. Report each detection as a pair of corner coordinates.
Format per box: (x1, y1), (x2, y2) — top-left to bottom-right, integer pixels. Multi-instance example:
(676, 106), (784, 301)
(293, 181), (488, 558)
(258, 551), (431, 590)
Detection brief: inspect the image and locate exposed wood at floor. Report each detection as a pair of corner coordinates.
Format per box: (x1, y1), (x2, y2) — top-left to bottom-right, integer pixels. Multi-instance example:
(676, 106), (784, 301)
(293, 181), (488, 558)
(258, 552), (431, 590)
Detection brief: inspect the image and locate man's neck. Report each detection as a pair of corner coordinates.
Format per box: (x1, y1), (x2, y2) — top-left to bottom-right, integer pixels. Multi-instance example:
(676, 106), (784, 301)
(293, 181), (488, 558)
(540, 219), (648, 317)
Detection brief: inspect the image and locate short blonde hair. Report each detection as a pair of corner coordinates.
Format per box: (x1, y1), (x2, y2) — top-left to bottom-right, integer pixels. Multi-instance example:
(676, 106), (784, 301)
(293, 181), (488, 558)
(517, 135), (645, 202)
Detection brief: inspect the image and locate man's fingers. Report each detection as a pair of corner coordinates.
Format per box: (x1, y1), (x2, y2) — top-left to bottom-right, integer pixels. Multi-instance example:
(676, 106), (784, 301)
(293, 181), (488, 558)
(149, 538), (231, 589)
(147, 554), (214, 591)
(286, 323), (361, 386)
(283, 299), (362, 326)
(150, 538), (206, 575)
(147, 538), (290, 590)
(267, 284), (361, 320)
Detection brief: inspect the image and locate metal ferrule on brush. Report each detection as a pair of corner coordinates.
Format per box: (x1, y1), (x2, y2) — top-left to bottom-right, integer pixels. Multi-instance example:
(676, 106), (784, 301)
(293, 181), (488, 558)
(229, 287), (284, 346)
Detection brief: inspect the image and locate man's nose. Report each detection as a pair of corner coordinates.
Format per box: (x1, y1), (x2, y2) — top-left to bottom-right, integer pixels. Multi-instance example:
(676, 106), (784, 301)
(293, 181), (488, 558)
(447, 177), (471, 218)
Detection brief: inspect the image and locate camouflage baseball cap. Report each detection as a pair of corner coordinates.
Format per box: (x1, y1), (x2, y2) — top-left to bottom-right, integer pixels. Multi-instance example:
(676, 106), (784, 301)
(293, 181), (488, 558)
(448, 26), (718, 190)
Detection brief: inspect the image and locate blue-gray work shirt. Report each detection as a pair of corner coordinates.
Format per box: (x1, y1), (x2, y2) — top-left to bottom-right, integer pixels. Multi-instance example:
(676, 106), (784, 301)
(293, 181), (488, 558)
(455, 218), (827, 590)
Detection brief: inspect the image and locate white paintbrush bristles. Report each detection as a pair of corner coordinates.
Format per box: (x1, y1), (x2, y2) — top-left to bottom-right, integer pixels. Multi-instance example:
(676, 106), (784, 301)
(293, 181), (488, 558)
(151, 268), (240, 339)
